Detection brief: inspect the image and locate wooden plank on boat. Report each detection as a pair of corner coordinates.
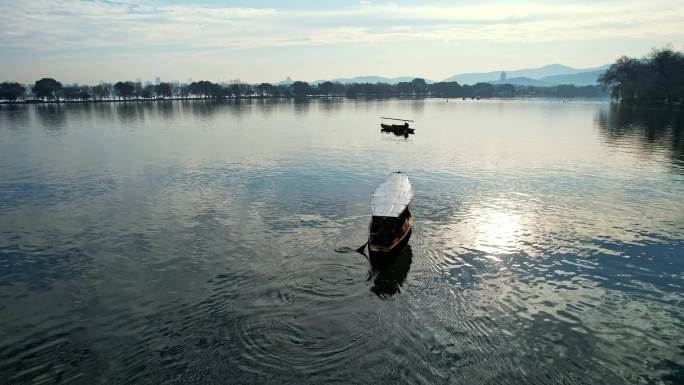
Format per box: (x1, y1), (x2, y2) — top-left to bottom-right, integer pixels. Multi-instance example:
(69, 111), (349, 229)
(372, 172), (413, 217)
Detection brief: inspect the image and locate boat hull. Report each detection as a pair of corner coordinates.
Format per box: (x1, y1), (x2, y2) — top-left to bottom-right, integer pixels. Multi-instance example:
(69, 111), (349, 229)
(368, 211), (413, 266)
(380, 123), (414, 135)
(381, 123), (408, 129)
(369, 228), (412, 270)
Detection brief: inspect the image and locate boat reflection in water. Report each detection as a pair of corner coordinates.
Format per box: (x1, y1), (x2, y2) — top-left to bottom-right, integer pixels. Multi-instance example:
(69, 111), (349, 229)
(369, 244), (413, 297)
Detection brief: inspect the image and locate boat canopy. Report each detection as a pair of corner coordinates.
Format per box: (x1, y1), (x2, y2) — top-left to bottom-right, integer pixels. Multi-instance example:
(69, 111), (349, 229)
(372, 172), (413, 217)
(380, 117), (414, 122)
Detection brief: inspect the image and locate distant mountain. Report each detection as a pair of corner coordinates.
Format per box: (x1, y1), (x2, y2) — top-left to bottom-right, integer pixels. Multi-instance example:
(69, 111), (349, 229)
(487, 77), (553, 87)
(539, 69), (605, 86)
(444, 64), (608, 85)
(312, 76), (433, 85)
(274, 64), (607, 88)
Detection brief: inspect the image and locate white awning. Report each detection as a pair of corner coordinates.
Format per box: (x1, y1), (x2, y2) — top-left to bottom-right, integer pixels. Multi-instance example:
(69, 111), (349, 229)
(371, 172), (413, 217)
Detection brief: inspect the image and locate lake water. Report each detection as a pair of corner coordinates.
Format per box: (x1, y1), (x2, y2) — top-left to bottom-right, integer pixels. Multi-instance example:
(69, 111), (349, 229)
(0, 99), (683, 384)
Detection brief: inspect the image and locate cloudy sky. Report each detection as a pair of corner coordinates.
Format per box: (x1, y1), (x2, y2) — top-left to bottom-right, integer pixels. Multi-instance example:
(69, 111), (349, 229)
(1, 0), (683, 84)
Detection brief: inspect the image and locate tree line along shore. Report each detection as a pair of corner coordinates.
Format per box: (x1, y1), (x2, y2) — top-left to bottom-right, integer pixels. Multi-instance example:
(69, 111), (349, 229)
(1, 47), (682, 104)
(0, 78), (606, 103)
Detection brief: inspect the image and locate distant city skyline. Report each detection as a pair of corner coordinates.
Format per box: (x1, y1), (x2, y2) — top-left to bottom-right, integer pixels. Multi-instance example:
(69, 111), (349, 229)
(1, 0), (683, 84)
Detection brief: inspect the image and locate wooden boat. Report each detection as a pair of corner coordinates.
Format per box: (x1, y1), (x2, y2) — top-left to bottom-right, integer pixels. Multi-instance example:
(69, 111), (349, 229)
(380, 117), (415, 135)
(368, 172), (413, 258)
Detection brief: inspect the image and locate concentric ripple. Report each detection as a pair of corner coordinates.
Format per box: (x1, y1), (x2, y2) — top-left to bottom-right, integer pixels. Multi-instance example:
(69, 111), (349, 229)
(232, 307), (378, 377)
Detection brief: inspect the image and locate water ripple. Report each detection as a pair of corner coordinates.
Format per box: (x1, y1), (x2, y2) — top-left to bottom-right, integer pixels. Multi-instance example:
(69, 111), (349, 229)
(1, 100), (683, 384)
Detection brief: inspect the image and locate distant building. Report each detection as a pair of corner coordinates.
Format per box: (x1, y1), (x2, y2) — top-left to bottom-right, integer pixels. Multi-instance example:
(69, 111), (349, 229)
(135, 78), (142, 84)
(155, 77), (160, 85)
(280, 76), (293, 86)
(500, 71), (507, 81)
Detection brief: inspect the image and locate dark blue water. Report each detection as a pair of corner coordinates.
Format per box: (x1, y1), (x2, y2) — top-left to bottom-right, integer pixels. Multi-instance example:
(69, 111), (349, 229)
(0, 100), (683, 384)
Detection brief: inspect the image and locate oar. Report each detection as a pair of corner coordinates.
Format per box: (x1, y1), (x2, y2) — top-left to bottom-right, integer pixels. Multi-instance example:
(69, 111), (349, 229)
(335, 242), (368, 259)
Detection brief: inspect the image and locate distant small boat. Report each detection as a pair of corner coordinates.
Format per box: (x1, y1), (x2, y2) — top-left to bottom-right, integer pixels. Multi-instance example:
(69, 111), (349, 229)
(380, 117), (415, 135)
(368, 172), (413, 259)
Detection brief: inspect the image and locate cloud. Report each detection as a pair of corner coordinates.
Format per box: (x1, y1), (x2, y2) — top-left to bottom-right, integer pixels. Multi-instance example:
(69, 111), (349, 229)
(0, 0), (682, 53)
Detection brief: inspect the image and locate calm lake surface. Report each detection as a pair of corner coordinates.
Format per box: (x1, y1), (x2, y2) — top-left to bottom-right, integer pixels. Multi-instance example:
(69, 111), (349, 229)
(0, 99), (683, 384)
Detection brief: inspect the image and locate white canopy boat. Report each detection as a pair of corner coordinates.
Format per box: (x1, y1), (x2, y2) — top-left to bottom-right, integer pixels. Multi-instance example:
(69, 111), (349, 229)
(368, 172), (414, 256)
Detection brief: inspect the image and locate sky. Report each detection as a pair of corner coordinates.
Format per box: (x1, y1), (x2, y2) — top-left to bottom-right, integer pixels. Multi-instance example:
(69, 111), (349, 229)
(1, 0), (683, 84)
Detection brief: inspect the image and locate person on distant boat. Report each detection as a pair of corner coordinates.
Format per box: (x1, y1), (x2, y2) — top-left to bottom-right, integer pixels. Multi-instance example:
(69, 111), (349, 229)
(404, 122), (409, 128)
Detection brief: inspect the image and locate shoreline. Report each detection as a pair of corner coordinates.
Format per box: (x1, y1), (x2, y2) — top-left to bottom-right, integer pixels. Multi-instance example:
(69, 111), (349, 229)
(2, 96), (678, 107)
(0, 95), (617, 105)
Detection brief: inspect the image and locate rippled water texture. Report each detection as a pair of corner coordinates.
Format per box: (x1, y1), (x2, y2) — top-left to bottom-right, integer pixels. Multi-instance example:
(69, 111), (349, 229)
(1, 99), (683, 384)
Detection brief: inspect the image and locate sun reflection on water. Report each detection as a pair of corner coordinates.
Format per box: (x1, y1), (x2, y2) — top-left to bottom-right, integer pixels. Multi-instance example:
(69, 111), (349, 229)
(473, 208), (523, 255)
